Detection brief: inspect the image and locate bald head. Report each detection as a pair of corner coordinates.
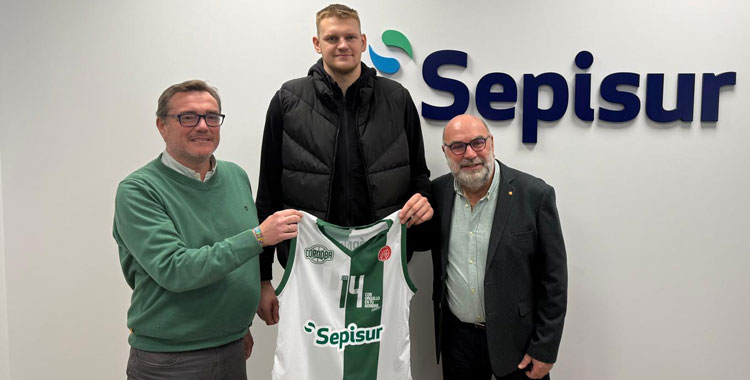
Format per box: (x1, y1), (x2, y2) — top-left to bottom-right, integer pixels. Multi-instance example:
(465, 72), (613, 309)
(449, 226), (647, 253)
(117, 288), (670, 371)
(443, 114), (491, 142)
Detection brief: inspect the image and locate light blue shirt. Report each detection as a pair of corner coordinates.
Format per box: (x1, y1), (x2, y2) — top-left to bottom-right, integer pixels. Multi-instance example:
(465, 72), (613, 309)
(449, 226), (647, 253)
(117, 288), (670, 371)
(160, 150), (216, 182)
(446, 161), (500, 323)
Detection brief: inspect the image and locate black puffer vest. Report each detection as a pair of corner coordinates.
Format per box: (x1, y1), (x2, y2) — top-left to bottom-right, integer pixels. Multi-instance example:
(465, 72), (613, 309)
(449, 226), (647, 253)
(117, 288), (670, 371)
(277, 63), (412, 221)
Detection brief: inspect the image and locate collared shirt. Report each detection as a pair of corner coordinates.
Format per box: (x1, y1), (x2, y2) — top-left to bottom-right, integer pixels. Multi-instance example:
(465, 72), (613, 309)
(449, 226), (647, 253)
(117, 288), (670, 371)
(446, 161), (501, 323)
(160, 150), (216, 182)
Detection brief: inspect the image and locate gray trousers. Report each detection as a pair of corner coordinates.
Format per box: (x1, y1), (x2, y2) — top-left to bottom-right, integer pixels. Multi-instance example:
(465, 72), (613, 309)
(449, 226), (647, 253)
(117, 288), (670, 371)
(127, 338), (247, 380)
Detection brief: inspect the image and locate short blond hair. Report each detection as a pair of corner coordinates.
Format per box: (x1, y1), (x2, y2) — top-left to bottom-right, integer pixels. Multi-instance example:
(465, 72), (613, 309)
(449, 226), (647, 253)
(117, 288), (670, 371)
(316, 4), (360, 33)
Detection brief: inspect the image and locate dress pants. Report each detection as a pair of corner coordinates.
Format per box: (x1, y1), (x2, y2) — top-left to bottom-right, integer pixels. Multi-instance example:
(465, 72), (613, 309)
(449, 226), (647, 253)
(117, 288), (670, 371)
(441, 310), (550, 380)
(127, 338), (247, 380)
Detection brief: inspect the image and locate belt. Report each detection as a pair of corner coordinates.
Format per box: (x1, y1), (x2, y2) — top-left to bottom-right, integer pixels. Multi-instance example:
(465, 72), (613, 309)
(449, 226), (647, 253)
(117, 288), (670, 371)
(446, 309), (486, 330)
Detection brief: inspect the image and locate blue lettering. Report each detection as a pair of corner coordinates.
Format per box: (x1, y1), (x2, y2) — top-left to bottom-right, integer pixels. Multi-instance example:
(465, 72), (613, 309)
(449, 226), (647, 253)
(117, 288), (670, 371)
(417, 50), (736, 142)
(522, 73), (569, 144)
(574, 50), (595, 122)
(599, 73), (641, 122)
(421, 50), (470, 120)
(701, 72), (737, 121)
(645, 73), (695, 122)
(476, 72), (517, 121)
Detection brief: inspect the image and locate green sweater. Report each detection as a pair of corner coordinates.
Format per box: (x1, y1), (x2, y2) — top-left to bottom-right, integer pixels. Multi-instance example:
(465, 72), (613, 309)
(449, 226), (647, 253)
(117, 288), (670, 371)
(113, 157), (263, 352)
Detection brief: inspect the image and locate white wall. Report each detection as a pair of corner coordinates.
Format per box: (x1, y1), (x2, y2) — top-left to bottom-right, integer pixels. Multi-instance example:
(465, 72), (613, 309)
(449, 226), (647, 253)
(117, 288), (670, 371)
(0, 157), (10, 380)
(0, 0), (748, 379)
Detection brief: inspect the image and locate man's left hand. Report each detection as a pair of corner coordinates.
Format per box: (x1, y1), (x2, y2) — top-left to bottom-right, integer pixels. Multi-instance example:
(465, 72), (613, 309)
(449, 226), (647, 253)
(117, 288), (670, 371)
(518, 353), (553, 379)
(243, 330), (254, 360)
(256, 280), (280, 325)
(399, 193), (433, 227)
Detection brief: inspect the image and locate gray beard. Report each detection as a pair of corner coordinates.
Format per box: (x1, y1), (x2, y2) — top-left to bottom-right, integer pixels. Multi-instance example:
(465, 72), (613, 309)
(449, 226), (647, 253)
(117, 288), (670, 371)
(447, 155), (494, 192)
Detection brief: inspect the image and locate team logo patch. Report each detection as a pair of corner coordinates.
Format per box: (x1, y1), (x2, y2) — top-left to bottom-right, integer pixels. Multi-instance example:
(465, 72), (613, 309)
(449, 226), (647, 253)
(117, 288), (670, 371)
(378, 245), (392, 261)
(304, 244), (334, 264)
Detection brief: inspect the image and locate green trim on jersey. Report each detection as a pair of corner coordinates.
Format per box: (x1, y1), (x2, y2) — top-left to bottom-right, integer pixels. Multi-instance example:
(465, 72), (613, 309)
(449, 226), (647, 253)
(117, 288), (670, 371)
(275, 237), (297, 296)
(316, 218), (392, 257)
(400, 223), (418, 293)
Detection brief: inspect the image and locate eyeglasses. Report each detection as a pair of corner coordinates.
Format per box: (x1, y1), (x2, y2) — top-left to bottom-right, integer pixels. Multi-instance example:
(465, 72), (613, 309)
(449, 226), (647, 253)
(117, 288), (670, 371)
(168, 113), (225, 127)
(443, 136), (490, 155)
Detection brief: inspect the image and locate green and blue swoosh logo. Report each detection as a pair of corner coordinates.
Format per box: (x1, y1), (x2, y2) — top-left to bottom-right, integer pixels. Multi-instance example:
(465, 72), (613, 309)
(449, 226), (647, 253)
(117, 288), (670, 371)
(368, 30), (413, 74)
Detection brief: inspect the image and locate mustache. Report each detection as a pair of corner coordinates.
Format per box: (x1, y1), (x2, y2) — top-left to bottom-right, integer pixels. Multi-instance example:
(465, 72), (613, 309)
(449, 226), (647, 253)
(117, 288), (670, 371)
(458, 157), (484, 167)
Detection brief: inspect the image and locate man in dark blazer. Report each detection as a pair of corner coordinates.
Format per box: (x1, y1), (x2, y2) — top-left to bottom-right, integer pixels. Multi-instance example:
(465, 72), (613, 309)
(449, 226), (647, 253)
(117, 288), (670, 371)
(426, 114), (567, 379)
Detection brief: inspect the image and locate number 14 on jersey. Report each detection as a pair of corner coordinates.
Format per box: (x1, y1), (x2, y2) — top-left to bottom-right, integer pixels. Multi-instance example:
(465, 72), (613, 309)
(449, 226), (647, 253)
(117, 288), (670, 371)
(339, 275), (381, 311)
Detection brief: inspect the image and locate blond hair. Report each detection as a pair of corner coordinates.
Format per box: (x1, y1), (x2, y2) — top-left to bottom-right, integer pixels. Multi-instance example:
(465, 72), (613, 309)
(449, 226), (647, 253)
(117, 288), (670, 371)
(316, 4), (360, 33)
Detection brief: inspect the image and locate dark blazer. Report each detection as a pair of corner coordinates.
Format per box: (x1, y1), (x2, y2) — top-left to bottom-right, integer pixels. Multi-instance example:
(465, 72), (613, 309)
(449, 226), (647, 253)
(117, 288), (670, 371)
(426, 160), (567, 377)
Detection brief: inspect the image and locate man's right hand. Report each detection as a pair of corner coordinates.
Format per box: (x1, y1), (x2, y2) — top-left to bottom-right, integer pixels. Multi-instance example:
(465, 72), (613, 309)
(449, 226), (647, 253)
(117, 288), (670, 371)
(258, 209), (302, 246)
(257, 280), (279, 325)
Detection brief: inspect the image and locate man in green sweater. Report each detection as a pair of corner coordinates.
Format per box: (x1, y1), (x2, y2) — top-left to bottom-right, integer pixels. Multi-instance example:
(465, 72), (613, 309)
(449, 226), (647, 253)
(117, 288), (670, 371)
(113, 80), (301, 379)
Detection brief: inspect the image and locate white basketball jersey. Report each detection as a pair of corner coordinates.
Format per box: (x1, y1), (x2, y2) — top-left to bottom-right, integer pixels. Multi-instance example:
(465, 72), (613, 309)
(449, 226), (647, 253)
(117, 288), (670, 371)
(271, 211), (416, 380)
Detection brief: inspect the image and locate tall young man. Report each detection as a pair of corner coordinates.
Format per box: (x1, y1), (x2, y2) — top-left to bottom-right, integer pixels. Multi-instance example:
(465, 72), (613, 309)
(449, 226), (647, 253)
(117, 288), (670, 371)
(255, 4), (433, 324)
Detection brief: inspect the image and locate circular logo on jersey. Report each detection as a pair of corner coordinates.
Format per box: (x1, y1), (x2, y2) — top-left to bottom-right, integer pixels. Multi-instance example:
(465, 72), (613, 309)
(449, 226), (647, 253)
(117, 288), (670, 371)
(378, 246), (392, 261)
(304, 244), (334, 264)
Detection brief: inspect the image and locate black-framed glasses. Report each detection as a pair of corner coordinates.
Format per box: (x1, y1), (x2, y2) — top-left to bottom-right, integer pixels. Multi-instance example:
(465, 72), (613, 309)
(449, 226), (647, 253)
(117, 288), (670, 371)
(443, 136), (489, 155)
(169, 113), (225, 127)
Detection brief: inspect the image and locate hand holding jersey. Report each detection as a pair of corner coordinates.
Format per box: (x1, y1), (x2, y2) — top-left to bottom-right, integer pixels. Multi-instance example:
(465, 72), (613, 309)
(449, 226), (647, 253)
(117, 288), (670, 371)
(398, 193), (433, 228)
(258, 209), (303, 246)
